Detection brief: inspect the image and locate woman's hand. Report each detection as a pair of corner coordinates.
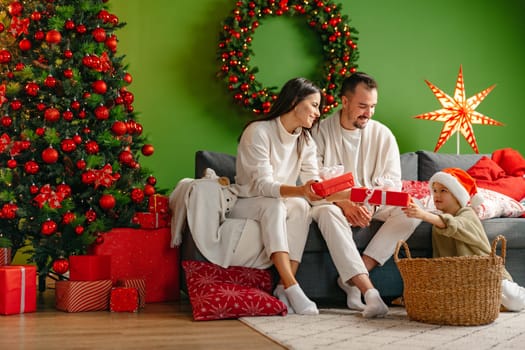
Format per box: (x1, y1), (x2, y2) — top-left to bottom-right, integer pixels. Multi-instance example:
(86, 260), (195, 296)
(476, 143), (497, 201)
(302, 180), (324, 202)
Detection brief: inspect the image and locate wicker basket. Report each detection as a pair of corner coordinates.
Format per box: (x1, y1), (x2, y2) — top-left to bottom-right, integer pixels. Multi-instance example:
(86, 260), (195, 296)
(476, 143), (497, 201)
(394, 235), (506, 326)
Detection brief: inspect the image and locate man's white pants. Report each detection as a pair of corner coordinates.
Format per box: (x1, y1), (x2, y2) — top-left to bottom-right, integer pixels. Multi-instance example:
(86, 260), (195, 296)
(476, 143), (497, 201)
(229, 197), (311, 262)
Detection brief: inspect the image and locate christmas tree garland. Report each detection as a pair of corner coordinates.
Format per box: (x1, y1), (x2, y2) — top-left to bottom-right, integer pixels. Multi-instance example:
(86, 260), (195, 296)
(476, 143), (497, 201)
(217, 0), (359, 115)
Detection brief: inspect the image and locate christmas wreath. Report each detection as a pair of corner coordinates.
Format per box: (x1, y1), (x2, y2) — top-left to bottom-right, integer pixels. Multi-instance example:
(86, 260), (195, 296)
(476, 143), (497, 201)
(217, 0), (359, 115)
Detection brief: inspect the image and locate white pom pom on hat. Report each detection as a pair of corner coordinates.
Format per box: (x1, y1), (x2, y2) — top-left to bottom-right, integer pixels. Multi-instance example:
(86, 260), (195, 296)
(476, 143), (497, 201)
(429, 167), (484, 208)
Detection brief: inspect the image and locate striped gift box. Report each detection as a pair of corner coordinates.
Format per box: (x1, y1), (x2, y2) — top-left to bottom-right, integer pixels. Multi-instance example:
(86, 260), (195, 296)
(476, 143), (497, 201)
(55, 280), (112, 312)
(117, 278), (146, 308)
(0, 248), (11, 266)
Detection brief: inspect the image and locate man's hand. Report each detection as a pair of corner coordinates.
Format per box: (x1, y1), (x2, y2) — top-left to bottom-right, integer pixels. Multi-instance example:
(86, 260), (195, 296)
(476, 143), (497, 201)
(336, 200), (373, 227)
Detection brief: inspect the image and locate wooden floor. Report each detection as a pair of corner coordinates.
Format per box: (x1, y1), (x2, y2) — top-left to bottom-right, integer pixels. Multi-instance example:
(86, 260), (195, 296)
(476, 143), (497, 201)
(0, 287), (285, 349)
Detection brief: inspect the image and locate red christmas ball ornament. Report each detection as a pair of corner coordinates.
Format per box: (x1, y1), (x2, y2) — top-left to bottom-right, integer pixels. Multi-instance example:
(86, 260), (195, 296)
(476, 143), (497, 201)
(85, 140), (99, 154)
(74, 225), (84, 235)
(118, 150), (133, 164)
(95, 233), (104, 244)
(30, 184), (39, 194)
(64, 49), (73, 59)
(60, 138), (76, 153)
(8, 2), (23, 16)
(44, 75), (57, 88)
(36, 102), (46, 111)
(52, 258), (69, 274)
(41, 219), (57, 235)
(63, 68), (73, 79)
(0, 49), (11, 64)
(7, 159), (17, 169)
(111, 121), (127, 136)
(64, 19), (75, 30)
(105, 35), (117, 52)
(42, 147), (59, 164)
(70, 100), (80, 110)
(92, 27), (107, 42)
(25, 82), (39, 96)
(143, 184), (155, 196)
(35, 127), (46, 136)
(85, 209), (97, 223)
(72, 134), (82, 144)
(99, 194), (116, 210)
(62, 109), (73, 121)
(19, 39), (32, 51)
(1, 115), (12, 127)
(130, 188), (145, 203)
(123, 72), (132, 84)
(24, 160), (39, 174)
(92, 80), (107, 94)
(57, 183), (72, 198)
(76, 159), (86, 170)
(94, 105), (109, 120)
(44, 107), (60, 122)
(10, 99), (22, 111)
(147, 176), (157, 186)
(45, 30), (62, 44)
(141, 144), (154, 156)
(0, 24), (4, 33)
(34, 31), (44, 41)
(76, 24), (87, 34)
(31, 11), (42, 21)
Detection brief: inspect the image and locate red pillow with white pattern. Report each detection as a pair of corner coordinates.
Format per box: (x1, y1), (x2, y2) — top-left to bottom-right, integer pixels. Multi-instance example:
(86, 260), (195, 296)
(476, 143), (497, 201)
(182, 260), (287, 321)
(402, 180), (430, 199)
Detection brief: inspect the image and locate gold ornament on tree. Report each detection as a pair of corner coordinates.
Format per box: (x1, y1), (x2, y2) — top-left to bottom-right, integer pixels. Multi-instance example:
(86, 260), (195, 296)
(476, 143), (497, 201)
(412, 65), (504, 154)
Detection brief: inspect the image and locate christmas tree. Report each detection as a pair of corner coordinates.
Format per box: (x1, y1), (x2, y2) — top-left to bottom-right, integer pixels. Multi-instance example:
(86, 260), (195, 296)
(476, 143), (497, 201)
(0, 0), (157, 283)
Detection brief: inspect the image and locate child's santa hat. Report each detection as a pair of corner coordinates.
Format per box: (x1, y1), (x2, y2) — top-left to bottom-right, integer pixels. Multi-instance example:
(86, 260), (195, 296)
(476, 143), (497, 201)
(429, 167), (484, 207)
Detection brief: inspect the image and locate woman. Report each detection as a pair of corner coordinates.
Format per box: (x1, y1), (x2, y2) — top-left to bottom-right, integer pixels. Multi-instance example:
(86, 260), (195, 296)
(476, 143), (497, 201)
(229, 77), (323, 315)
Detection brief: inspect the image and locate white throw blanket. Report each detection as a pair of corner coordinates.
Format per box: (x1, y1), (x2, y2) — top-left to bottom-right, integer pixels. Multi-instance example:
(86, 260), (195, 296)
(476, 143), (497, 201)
(169, 169), (271, 269)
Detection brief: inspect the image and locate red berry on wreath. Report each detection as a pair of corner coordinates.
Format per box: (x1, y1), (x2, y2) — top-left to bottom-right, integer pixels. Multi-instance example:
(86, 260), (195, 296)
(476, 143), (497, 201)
(99, 194), (116, 210)
(52, 258), (69, 274)
(141, 144), (154, 156)
(42, 147), (59, 164)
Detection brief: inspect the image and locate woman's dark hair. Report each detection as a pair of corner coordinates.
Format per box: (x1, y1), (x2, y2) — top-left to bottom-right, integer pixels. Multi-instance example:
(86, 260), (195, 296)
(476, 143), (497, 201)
(340, 72), (378, 97)
(239, 77), (324, 152)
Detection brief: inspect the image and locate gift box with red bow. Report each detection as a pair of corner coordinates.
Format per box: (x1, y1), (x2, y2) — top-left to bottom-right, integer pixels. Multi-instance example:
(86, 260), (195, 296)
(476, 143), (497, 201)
(110, 287), (139, 312)
(350, 187), (411, 207)
(312, 172), (354, 197)
(55, 280), (112, 312)
(0, 265), (37, 315)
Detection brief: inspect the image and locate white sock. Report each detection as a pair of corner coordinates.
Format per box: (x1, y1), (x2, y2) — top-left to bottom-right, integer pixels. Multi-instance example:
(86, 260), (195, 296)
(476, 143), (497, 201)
(273, 284), (295, 314)
(501, 279), (525, 312)
(362, 289), (388, 318)
(337, 277), (365, 311)
(284, 284), (319, 315)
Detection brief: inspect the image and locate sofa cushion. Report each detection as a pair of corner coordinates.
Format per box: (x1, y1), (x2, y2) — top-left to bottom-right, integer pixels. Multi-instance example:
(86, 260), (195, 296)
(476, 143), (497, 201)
(417, 150), (486, 181)
(195, 150), (236, 183)
(400, 152), (418, 180)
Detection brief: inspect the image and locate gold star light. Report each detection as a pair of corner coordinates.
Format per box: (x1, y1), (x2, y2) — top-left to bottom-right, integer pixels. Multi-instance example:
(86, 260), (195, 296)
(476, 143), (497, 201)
(413, 65), (504, 153)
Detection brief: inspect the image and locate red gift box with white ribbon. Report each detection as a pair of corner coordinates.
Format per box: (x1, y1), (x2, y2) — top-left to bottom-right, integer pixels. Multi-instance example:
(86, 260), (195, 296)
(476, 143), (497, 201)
(0, 265), (37, 315)
(350, 187), (410, 207)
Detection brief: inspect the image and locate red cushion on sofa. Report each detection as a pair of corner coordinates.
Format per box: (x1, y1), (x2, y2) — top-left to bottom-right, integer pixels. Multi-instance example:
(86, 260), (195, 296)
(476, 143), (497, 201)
(402, 180), (430, 199)
(182, 260), (287, 321)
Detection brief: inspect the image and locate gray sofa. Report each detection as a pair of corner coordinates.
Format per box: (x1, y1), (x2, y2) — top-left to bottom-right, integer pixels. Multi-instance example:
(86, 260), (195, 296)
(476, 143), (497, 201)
(181, 150), (525, 305)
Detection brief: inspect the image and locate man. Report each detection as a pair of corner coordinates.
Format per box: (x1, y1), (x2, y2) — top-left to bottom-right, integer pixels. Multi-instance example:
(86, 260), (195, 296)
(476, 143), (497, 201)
(311, 72), (421, 310)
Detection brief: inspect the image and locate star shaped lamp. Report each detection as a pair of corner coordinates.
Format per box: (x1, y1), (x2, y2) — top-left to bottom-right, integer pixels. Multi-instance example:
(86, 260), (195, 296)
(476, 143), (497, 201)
(412, 65), (504, 154)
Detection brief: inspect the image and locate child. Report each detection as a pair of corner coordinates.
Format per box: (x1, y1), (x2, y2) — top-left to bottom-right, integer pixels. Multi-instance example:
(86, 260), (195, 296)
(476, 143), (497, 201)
(402, 167), (525, 312)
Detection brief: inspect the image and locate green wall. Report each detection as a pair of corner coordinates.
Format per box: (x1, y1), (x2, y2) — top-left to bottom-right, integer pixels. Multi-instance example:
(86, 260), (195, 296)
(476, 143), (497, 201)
(111, 0), (525, 191)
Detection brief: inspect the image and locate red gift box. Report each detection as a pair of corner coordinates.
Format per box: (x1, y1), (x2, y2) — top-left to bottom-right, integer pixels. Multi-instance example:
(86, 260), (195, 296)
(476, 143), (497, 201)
(117, 278), (146, 309)
(69, 255), (111, 281)
(89, 227), (180, 303)
(55, 280), (112, 312)
(110, 287), (139, 312)
(148, 194), (169, 215)
(132, 212), (170, 229)
(0, 265), (37, 315)
(350, 187), (410, 207)
(0, 247), (11, 266)
(312, 172), (355, 197)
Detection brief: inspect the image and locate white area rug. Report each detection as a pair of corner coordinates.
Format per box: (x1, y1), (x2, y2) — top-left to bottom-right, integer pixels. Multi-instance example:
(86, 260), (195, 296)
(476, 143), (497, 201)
(240, 307), (525, 349)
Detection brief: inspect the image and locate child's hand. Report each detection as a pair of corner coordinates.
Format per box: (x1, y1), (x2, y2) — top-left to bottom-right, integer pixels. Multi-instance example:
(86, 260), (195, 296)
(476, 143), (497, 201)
(402, 197), (424, 219)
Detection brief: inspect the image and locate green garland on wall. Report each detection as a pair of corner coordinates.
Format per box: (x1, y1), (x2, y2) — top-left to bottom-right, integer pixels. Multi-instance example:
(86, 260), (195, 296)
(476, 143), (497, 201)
(217, 0), (359, 115)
